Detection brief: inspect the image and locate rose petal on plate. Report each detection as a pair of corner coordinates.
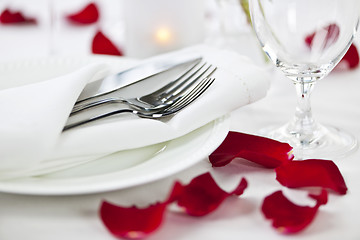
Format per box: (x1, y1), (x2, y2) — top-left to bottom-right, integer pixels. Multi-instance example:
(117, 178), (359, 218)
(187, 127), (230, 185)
(100, 201), (168, 239)
(209, 131), (294, 168)
(92, 30), (123, 56)
(66, 3), (99, 25)
(305, 23), (340, 50)
(170, 172), (248, 216)
(0, 9), (36, 24)
(275, 159), (347, 195)
(262, 189), (328, 234)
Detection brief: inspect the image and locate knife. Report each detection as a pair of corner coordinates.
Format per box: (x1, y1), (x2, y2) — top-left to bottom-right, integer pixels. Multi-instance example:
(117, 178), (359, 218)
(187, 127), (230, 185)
(77, 55), (202, 102)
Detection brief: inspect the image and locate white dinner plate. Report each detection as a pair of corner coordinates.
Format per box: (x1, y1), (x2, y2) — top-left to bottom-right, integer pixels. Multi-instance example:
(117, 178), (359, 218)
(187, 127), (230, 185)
(0, 115), (229, 195)
(0, 55), (230, 195)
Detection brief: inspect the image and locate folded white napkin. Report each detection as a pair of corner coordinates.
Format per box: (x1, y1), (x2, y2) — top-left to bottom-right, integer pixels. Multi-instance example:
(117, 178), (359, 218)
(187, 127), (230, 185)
(0, 45), (270, 178)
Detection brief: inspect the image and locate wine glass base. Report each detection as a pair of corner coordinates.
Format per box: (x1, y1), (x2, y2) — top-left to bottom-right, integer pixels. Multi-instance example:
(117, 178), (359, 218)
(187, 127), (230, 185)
(259, 123), (358, 160)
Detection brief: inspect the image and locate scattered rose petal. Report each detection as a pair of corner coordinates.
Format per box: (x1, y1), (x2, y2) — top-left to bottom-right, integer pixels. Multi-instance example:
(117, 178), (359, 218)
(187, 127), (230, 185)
(99, 172), (248, 238)
(66, 2), (99, 25)
(335, 44), (360, 70)
(0, 8), (36, 24)
(262, 189), (328, 234)
(100, 201), (168, 239)
(209, 131), (294, 168)
(92, 30), (123, 56)
(275, 159), (347, 195)
(305, 23), (339, 50)
(170, 172), (248, 216)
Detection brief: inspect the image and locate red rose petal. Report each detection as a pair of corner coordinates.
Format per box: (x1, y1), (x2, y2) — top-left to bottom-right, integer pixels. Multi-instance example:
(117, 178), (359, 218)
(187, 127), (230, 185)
(262, 189), (328, 234)
(275, 159), (347, 195)
(0, 8), (36, 24)
(335, 44), (360, 70)
(100, 201), (168, 239)
(92, 30), (123, 56)
(343, 44), (360, 69)
(305, 23), (339, 50)
(308, 189), (328, 206)
(209, 131), (294, 168)
(171, 172), (248, 216)
(66, 3), (99, 25)
(99, 172), (246, 238)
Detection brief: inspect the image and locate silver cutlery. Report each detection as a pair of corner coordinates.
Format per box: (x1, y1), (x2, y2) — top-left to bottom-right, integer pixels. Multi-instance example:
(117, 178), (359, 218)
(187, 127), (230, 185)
(77, 55), (202, 102)
(63, 77), (215, 131)
(71, 61), (216, 114)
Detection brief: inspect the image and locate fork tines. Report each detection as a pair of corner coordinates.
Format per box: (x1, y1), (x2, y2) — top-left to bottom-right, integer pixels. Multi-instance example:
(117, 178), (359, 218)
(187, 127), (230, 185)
(165, 61), (216, 97)
(165, 77), (215, 113)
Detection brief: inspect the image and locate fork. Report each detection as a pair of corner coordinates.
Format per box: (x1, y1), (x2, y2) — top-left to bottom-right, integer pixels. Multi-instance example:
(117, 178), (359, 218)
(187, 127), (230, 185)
(71, 61), (216, 114)
(63, 77), (215, 131)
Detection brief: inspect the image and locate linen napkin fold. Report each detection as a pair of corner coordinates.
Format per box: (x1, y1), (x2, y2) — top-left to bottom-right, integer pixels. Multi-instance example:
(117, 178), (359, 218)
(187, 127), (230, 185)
(0, 64), (105, 170)
(0, 45), (271, 178)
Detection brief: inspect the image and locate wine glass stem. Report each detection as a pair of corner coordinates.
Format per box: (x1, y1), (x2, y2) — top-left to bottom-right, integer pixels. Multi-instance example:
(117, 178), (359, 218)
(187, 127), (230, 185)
(287, 79), (318, 146)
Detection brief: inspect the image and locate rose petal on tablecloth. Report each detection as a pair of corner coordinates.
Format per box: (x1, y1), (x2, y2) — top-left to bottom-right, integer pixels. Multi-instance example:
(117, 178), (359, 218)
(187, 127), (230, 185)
(66, 3), (99, 25)
(209, 131), (294, 168)
(0, 8), (36, 24)
(275, 159), (348, 195)
(335, 44), (360, 70)
(91, 30), (123, 56)
(100, 201), (168, 239)
(170, 172), (247, 216)
(99, 172), (247, 238)
(262, 189), (328, 234)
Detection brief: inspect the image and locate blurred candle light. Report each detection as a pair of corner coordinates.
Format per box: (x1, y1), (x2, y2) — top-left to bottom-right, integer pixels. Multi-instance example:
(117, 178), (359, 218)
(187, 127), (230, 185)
(122, 0), (205, 58)
(155, 27), (173, 45)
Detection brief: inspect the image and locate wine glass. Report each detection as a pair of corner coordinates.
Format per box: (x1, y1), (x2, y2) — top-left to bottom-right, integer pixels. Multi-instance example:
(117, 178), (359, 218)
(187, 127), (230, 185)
(249, 0), (359, 159)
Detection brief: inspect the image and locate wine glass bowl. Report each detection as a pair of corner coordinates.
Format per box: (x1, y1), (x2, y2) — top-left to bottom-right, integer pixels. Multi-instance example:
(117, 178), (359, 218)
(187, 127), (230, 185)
(249, 0), (360, 159)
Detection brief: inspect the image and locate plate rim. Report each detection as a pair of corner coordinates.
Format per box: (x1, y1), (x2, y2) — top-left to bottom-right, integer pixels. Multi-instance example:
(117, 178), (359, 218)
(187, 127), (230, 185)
(0, 115), (230, 195)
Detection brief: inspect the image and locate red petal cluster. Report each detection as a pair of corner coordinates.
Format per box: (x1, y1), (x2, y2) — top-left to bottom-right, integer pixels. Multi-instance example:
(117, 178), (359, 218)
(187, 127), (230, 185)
(66, 3), (99, 25)
(262, 190), (328, 234)
(99, 131), (349, 237)
(99, 172), (247, 239)
(0, 9), (36, 24)
(92, 30), (123, 56)
(209, 131), (294, 168)
(207, 131), (348, 234)
(275, 159), (348, 195)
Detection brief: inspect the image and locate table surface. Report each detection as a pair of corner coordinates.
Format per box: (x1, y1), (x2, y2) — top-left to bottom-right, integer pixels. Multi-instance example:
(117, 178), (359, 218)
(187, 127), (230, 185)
(0, 4), (360, 239)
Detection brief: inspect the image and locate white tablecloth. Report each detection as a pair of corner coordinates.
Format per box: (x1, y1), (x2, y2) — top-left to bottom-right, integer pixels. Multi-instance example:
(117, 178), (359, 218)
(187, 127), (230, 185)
(0, 2), (360, 239)
(0, 64), (359, 240)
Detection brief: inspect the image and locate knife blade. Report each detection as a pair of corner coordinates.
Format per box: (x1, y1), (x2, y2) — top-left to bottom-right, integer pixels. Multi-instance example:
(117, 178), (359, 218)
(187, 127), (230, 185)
(77, 55), (202, 102)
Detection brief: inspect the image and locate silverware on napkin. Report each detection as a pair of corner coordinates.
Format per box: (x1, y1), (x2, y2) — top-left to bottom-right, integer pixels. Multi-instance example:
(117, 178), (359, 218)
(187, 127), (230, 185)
(76, 55), (202, 102)
(65, 60), (217, 130)
(64, 76), (216, 130)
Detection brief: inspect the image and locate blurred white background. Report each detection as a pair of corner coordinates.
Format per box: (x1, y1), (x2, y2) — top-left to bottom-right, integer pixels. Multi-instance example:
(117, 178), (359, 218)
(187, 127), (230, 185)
(0, 0), (264, 63)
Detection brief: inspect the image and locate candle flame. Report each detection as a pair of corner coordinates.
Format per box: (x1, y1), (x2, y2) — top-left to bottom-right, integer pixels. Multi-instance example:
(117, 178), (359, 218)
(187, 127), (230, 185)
(155, 27), (172, 45)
